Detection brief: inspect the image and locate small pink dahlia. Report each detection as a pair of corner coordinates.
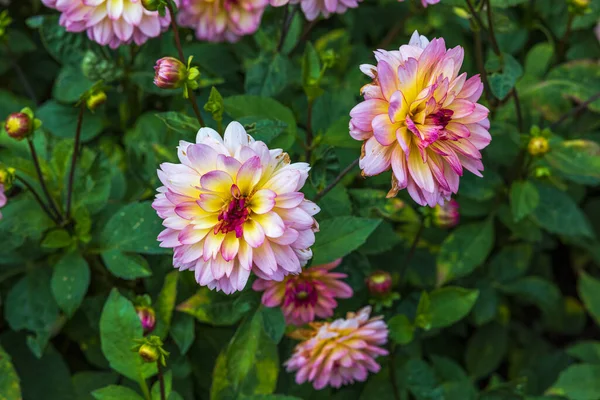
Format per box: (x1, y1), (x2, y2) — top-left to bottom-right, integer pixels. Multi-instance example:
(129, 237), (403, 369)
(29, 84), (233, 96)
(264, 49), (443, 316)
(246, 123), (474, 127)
(349, 31), (491, 207)
(285, 307), (389, 390)
(41, 0), (176, 49)
(152, 122), (320, 294)
(398, 0), (440, 7)
(0, 184), (6, 220)
(269, 0), (361, 21)
(178, 0), (267, 42)
(252, 258), (353, 326)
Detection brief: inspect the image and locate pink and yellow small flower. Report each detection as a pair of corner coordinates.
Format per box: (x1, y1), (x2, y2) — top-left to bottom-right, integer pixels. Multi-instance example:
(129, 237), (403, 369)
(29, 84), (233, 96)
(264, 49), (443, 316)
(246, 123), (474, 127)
(41, 0), (176, 48)
(0, 184), (6, 220)
(269, 0), (361, 21)
(152, 122), (320, 294)
(432, 198), (459, 228)
(349, 31), (491, 207)
(253, 258), (353, 326)
(285, 307), (389, 390)
(178, 0), (267, 42)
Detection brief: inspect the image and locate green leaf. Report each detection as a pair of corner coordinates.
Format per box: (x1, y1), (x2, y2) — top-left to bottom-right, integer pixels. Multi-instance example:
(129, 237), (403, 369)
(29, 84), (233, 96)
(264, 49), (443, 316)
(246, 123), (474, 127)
(170, 313), (195, 355)
(31, 15), (89, 64)
(578, 273), (600, 326)
(567, 341), (600, 364)
(242, 396), (303, 400)
(5, 272), (59, 357)
(402, 358), (444, 399)
(101, 202), (170, 254)
(489, 0), (527, 7)
(320, 117), (360, 149)
(259, 306), (286, 344)
(318, 184), (352, 219)
(425, 287), (479, 329)
(72, 372), (119, 400)
(224, 95), (296, 150)
(51, 252), (91, 317)
(437, 220), (495, 284)
(155, 112), (201, 136)
(548, 364), (600, 400)
(41, 229), (73, 249)
(151, 370), (172, 400)
(465, 323), (508, 378)
(211, 310), (279, 399)
(486, 53), (523, 99)
(500, 277), (561, 315)
(99, 289), (156, 381)
(510, 181), (539, 222)
(489, 244), (532, 283)
(92, 385), (145, 400)
(545, 142), (600, 185)
(531, 184), (593, 238)
(177, 288), (255, 326)
(472, 283), (499, 326)
(239, 116), (287, 145)
(388, 315), (415, 345)
(37, 100), (104, 142)
(245, 53), (292, 98)
(0, 344), (22, 400)
(53, 66), (94, 103)
(459, 170), (502, 201)
(101, 250), (152, 280)
(312, 217), (381, 265)
(523, 43), (554, 80)
(153, 271), (179, 340)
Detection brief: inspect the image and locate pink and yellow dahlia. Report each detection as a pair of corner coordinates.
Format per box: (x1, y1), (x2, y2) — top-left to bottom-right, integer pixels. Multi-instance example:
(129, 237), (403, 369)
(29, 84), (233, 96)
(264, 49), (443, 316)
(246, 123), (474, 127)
(41, 0), (176, 48)
(253, 258), (353, 326)
(349, 31), (491, 207)
(152, 122), (320, 294)
(178, 0), (267, 42)
(285, 307), (389, 390)
(269, 0), (361, 21)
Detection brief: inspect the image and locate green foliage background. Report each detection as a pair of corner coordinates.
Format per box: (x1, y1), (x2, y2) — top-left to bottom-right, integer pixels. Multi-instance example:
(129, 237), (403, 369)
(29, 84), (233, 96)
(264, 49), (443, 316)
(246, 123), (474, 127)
(1, 0), (600, 399)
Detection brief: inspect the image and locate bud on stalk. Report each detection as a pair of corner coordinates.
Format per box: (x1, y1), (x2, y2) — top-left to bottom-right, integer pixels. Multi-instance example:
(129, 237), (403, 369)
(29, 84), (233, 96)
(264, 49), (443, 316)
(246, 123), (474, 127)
(4, 112), (32, 140)
(366, 270), (393, 296)
(154, 57), (187, 89)
(432, 199), (460, 229)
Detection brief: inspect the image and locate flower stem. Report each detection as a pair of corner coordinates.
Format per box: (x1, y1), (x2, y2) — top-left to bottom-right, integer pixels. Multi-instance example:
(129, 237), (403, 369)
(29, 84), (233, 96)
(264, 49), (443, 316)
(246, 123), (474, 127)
(511, 88), (524, 133)
(15, 175), (60, 224)
(551, 91), (600, 130)
(157, 361), (166, 400)
(485, 0), (502, 56)
(304, 100), (314, 162)
(27, 138), (62, 220)
(557, 13), (574, 63)
(313, 158), (359, 202)
(65, 104), (85, 221)
(388, 343), (401, 400)
(138, 376), (151, 400)
(4, 43), (38, 105)
(166, 2), (206, 128)
(398, 218), (425, 286)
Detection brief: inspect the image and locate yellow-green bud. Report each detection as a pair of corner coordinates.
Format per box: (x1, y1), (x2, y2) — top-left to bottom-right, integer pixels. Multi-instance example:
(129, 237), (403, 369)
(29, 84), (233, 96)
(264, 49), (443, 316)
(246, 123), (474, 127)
(142, 0), (163, 11)
(86, 90), (107, 111)
(528, 136), (550, 156)
(0, 167), (15, 190)
(138, 343), (160, 363)
(4, 112), (32, 140)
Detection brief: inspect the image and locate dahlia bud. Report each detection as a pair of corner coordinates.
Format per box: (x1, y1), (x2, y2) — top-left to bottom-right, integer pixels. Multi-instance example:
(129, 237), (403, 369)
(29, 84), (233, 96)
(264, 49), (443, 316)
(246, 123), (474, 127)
(568, 0), (590, 14)
(135, 306), (156, 335)
(132, 335), (169, 365)
(138, 343), (160, 363)
(432, 199), (460, 229)
(86, 90), (107, 111)
(366, 271), (393, 296)
(154, 57), (187, 89)
(0, 167), (15, 190)
(142, 0), (163, 11)
(4, 112), (33, 141)
(528, 136), (550, 156)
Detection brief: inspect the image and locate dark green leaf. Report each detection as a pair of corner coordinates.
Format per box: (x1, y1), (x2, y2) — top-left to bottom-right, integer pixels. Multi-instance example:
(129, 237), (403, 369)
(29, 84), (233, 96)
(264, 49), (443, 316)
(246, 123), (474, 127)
(486, 53), (523, 99)
(532, 185), (593, 238)
(170, 313), (195, 355)
(510, 181), (539, 223)
(489, 244), (532, 283)
(239, 116), (287, 144)
(388, 314), (415, 345)
(500, 277), (561, 315)
(101, 250), (152, 280)
(155, 112), (201, 136)
(72, 372), (119, 400)
(578, 273), (600, 326)
(425, 287), (479, 329)
(153, 271), (179, 340)
(312, 217), (381, 265)
(92, 385), (145, 400)
(245, 53), (292, 98)
(53, 66), (94, 103)
(37, 100), (104, 142)
(548, 364), (600, 400)
(177, 288), (254, 326)
(41, 229), (73, 249)
(465, 323), (508, 378)
(567, 341), (600, 364)
(259, 306), (286, 344)
(51, 252), (91, 317)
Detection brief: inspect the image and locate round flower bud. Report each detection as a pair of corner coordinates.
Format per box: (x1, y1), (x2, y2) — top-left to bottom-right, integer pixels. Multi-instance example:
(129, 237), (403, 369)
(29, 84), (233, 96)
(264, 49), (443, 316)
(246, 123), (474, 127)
(138, 343), (160, 363)
(0, 167), (15, 190)
(142, 0), (163, 11)
(86, 90), (107, 111)
(432, 199), (460, 229)
(154, 57), (187, 89)
(136, 306), (156, 334)
(366, 270), (393, 296)
(4, 112), (32, 140)
(528, 136), (550, 156)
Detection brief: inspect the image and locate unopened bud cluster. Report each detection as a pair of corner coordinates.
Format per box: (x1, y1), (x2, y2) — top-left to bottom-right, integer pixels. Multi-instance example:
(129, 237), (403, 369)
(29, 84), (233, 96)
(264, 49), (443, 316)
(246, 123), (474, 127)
(154, 56), (200, 98)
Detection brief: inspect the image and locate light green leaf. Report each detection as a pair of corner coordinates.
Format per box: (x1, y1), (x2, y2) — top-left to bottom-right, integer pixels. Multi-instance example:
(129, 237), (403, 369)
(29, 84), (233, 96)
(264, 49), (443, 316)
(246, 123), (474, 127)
(259, 306), (286, 344)
(41, 229), (73, 249)
(238, 117), (287, 145)
(312, 217), (381, 265)
(425, 287), (479, 330)
(548, 364), (600, 400)
(437, 220), (495, 284)
(246, 53), (292, 98)
(101, 250), (152, 280)
(99, 289), (156, 381)
(177, 288), (255, 326)
(211, 310), (279, 399)
(510, 181), (539, 222)
(388, 315), (415, 345)
(101, 202), (170, 254)
(490, 0), (527, 7)
(155, 112), (201, 136)
(153, 271), (179, 340)
(92, 385), (145, 400)
(0, 344), (22, 400)
(578, 273), (600, 326)
(465, 323), (508, 378)
(51, 252), (91, 317)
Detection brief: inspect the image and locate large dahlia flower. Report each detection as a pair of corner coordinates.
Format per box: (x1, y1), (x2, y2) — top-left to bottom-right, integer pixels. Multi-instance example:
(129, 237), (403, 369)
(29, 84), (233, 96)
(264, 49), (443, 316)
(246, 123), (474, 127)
(40, 0), (176, 48)
(178, 0), (267, 42)
(253, 258), (353, 326)
(152, 122), (320, 294)
(349, 31), (491, 207)
(269, 0), (361, 21)
(285, 307), (389, 390)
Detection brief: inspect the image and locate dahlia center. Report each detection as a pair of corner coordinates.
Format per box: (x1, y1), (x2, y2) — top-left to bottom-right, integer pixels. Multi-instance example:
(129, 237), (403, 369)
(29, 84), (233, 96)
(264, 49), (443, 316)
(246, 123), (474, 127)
(430, 108), (454, 128)
(215, 184), (249, 238)
(293, 282), (318, 306)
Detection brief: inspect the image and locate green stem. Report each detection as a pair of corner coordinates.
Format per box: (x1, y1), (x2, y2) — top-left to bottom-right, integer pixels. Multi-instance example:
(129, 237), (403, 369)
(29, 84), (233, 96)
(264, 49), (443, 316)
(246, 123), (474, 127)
(27, 138), (62, 220)
(399, 219), (425, 286)
(389, 343), (401, 400)
(157, 361), (166, 400)
(485, 0), (502, 56)
(305, 100), (314, 162)
(313, 158), (359, 202)
(512, 88), (524, 133)
(65, 104), (85, 221)
(15, 175), (59, 224)
(138, 376), (151, 400)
